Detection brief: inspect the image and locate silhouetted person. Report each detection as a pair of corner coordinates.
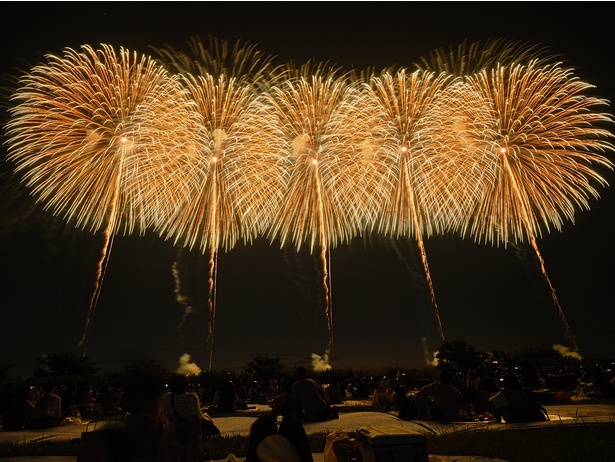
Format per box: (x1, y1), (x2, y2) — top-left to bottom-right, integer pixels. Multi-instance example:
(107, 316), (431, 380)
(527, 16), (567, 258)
(324, 379), (344, 405)
(122, 378), (179, 462)
(489, 373), (533, 423)
(75, 381), (101, 420)
(473, 371), (500, 415)
(245, 414), (278, 462)
(271, 374), (295, 418)
(290, 366), (337, 422)
(0, 383), (16, 417)
(415, 370), (474, 422)
(163, 374), (202, 462)
(1, 385), (33, 431)
(278, 414), (314, 462)
(60, 382), (79, 418)
(27, 381), (62, 429)
(212, 376), (237, 412)
(587, 364), (615, 398)
(96, 383), (122, 415)
(521, 362), (543, 390)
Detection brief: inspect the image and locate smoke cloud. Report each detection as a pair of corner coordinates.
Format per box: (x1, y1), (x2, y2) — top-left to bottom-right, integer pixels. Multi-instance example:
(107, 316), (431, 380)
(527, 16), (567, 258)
(311, 351), (332, 371)
(552, 344), (583, 360)
(176, 353), (202, 375)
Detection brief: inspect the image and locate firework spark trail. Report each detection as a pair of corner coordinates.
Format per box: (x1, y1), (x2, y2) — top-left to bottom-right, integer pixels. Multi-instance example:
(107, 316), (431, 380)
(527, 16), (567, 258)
(462, 60), (615, 353)
(315, 177), (333, 357)
(78, 174), (120, 355)
(151, 35), (287, 90)
(5, 44), (203, 355)
(207, 245), (218, 373)
(5, 38), (615, 362)
(504, 150), (580, 353)
(252, 64), (395, 362)
(415, 38), (556, 77)
(152, 38), (288, 370)
(362, 69), (465, 342)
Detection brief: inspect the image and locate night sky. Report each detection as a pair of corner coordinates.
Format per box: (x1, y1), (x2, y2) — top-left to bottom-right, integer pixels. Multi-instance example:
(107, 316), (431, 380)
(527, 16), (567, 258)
(1, 2), (614, 379)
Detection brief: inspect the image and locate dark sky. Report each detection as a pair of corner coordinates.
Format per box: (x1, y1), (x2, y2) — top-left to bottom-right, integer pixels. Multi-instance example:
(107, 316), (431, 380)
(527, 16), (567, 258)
(1, 2), (614, 378)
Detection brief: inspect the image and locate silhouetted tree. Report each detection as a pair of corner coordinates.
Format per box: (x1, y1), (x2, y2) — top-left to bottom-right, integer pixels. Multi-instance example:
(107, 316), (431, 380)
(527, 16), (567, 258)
(246, 356), (284, 381)
(34, 352), (99, 378)
(0, 363), (16, 384)
(512, 345), (581, 369)
(436, 339), (483, 373)
(122, 359), (171, 388)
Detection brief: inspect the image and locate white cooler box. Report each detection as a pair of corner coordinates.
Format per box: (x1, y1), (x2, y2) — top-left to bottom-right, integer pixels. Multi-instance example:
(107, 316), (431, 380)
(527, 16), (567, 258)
(357, 425), (428, 462)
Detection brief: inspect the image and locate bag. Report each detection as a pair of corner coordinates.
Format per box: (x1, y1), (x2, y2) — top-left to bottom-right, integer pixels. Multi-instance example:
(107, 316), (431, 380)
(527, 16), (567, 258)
(201, 417), (221, 436)
(76, 429), (126, 462)
(76, 430), (111, 462)
(530, 402), (549, 422)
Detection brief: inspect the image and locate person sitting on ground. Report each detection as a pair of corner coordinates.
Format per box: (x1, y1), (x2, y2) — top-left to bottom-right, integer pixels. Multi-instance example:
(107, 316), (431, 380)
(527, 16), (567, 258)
(489, 373), (533, 423)
(278, 414), (314, 462)
(270, 374), (296, 418)
(74, 381), (102, 420)
(244, 414), (278, 462)
(324, 379), (344, 405)
(290, 366), (338, 423)
(162, 374), (202, 462)
(1, 385), (34, 431)
(211, 376), (238, 413)
(472, 370), (500, 416)
(118, 378), (179, 461)
(95, 383), (122, 416)
(415, 370), (474, 422)
(27, 381), (63, 429)
(587, 364), (615, 399)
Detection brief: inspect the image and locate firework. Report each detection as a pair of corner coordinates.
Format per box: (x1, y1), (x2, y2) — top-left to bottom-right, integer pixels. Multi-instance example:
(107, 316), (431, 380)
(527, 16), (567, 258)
(359, 68), (496, 342)
(461, 60), (615, 352)
(151, 38), (290, 370)
(415, 38), (557, 76)
(464, 61), (614, 244)
(5, 44), (203, 353)
(362, 68), (453, 342)
(5, 44), (203, 235)
(256, 67), (391, 250)
(4, 36), (614, 364)
(151, 35), (287, 90)
(246, 63), (395, 358)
